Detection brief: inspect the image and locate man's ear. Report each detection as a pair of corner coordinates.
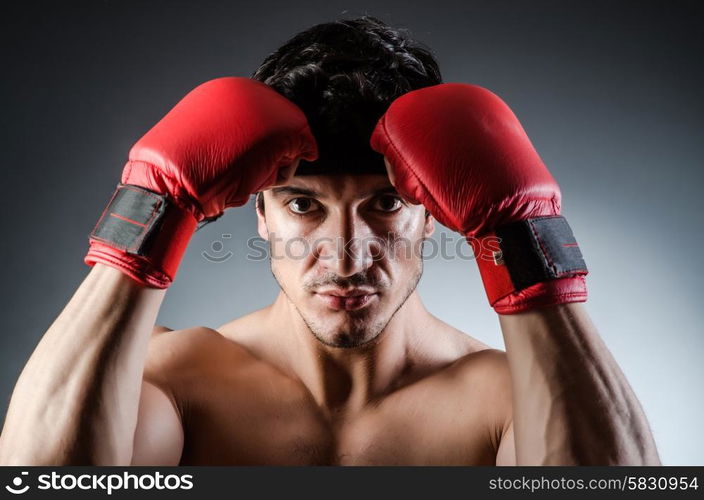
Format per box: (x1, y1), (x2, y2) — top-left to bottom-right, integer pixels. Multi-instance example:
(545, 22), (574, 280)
(423, 209), (435, 238)
(256, 192), (269, 240)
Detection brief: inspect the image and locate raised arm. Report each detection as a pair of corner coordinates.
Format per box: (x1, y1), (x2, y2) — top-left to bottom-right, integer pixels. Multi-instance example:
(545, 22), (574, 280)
(0, 77), (317, 465)
(498, 303), (659, 464)
(0, 265), (165, 465)
(371, 82), (658, 465)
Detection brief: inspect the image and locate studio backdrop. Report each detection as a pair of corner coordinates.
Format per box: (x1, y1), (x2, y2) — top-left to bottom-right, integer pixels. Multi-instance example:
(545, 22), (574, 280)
(1, 0), (702, 465)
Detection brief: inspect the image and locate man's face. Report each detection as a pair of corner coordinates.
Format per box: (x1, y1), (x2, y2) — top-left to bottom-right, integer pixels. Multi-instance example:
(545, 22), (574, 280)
(257, 174), (434, 349)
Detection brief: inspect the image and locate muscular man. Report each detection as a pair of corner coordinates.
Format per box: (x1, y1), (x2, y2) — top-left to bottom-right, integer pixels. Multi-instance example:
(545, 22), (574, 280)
(0, 17), (659, 465)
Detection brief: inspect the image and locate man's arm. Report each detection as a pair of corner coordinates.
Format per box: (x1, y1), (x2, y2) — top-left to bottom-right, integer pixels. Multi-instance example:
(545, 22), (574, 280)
(370, 82), (662, 465)
(0, 265), (166, 465)
(497, 303), (660, 465)
(130, 380), (184, 466)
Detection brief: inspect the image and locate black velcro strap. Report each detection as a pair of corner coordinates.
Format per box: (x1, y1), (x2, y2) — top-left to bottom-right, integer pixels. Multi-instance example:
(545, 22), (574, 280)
(90, 184), (169, 256)
(495, 216), (588, 291)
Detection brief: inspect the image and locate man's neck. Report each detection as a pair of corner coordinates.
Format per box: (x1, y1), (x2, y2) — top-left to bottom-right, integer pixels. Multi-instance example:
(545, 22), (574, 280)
(264, 291), (436, 417)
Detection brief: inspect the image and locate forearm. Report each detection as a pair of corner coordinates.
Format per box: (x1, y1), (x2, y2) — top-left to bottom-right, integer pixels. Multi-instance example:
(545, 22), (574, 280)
(0, 264), (165, 465)
(500, 303), (660, 465)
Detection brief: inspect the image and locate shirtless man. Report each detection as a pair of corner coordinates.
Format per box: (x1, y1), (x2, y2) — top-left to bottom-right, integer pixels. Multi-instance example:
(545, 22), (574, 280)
(0, 17), (659, 466)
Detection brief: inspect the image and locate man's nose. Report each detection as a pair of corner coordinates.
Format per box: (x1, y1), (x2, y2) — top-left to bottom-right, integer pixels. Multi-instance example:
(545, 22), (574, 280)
(313, 214), (381, 278)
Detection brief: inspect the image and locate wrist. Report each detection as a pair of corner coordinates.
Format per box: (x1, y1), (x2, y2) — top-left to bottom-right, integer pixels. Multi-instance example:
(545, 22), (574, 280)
(469, 215), (588, 314)
(492, 276), (587, 314)
(85, 184), (198, 288)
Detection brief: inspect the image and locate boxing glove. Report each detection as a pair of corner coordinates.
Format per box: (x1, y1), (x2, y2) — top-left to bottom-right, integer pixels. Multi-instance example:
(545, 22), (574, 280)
(86, 77), (318, 288)
(370, 83), (587, 314)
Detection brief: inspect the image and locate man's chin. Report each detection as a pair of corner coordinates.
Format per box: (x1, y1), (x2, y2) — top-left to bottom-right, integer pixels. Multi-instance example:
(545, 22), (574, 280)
(301, 309), (388, 349)
(311, 328), (381, 349)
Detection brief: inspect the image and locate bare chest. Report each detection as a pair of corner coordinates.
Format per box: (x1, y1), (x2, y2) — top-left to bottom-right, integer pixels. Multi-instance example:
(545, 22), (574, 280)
(176, 372), (497, 465)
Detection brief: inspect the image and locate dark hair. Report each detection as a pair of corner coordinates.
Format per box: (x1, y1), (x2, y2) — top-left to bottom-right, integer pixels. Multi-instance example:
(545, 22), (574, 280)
(251, 15), (442, 181)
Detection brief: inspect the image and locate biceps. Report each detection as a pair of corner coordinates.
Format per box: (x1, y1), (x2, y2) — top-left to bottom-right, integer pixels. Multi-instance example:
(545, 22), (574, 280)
(131, 381), (184, 465)
(495, 421), (516, 466)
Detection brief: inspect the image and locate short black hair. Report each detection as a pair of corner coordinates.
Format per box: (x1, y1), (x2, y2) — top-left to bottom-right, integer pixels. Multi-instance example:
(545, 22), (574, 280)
(251, 15), (442, 178)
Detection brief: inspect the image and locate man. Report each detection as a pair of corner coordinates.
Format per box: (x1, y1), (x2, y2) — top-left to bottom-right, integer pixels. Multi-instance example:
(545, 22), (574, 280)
(0, 17), (659, 465)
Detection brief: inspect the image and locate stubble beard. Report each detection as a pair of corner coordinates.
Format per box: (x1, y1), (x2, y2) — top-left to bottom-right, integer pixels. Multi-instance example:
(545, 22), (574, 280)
(271, 258), (424, 349)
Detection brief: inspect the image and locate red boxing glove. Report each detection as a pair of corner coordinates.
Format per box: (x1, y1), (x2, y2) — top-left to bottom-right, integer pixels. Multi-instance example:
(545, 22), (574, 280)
(370, 83), (587, 314)
(86, 77), (318, 288)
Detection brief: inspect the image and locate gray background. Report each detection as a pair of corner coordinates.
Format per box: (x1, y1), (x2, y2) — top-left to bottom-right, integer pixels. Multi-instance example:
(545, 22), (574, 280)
(1, 0), (702, 465)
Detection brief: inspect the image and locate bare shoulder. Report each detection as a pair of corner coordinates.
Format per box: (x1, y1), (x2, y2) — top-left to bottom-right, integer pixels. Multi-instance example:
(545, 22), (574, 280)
(452, 347), (511, 386)
(432, 317), (512, 403)
(146, 324), (229, 356)
(214, 306), (271, 346)
(143, 324), (256, 385)
(452, 346), (513, 425)
(449, 346), (513, 452)
(417, 316), (512, 398)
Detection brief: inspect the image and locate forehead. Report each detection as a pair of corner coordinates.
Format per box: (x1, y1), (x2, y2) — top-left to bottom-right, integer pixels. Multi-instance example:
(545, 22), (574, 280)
(270, 174), (394, 200)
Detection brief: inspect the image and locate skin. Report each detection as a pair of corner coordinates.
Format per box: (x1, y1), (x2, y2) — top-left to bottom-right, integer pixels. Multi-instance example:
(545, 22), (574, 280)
(0, 173), (660, 465)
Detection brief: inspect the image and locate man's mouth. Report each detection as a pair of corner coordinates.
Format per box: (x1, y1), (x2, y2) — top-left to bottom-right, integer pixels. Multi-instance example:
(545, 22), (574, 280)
(313, 288), (378, 311)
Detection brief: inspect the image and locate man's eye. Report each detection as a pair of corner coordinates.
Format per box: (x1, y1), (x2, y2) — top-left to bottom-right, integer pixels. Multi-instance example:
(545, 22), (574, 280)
(288, 198), (317, 215)
(373, 195), (403, 213)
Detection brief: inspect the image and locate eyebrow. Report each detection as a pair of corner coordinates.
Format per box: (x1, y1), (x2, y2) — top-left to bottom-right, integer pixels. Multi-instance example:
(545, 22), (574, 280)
(270, 186), (322, 198)
(270, 185), (399, 199)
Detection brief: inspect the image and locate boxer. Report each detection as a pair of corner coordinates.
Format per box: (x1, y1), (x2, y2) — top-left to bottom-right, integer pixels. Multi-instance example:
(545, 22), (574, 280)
(0, 16), (659, 465)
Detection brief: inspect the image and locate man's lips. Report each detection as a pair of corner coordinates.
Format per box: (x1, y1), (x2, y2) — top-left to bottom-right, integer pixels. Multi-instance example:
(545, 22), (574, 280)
(314, 289), (378, 311)
(315, 287), (376, 297)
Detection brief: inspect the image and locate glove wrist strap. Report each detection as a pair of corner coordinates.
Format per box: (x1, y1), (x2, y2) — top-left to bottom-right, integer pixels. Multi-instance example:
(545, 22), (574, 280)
(86, 183), (198, 288)
(471, 215), (588, 312)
